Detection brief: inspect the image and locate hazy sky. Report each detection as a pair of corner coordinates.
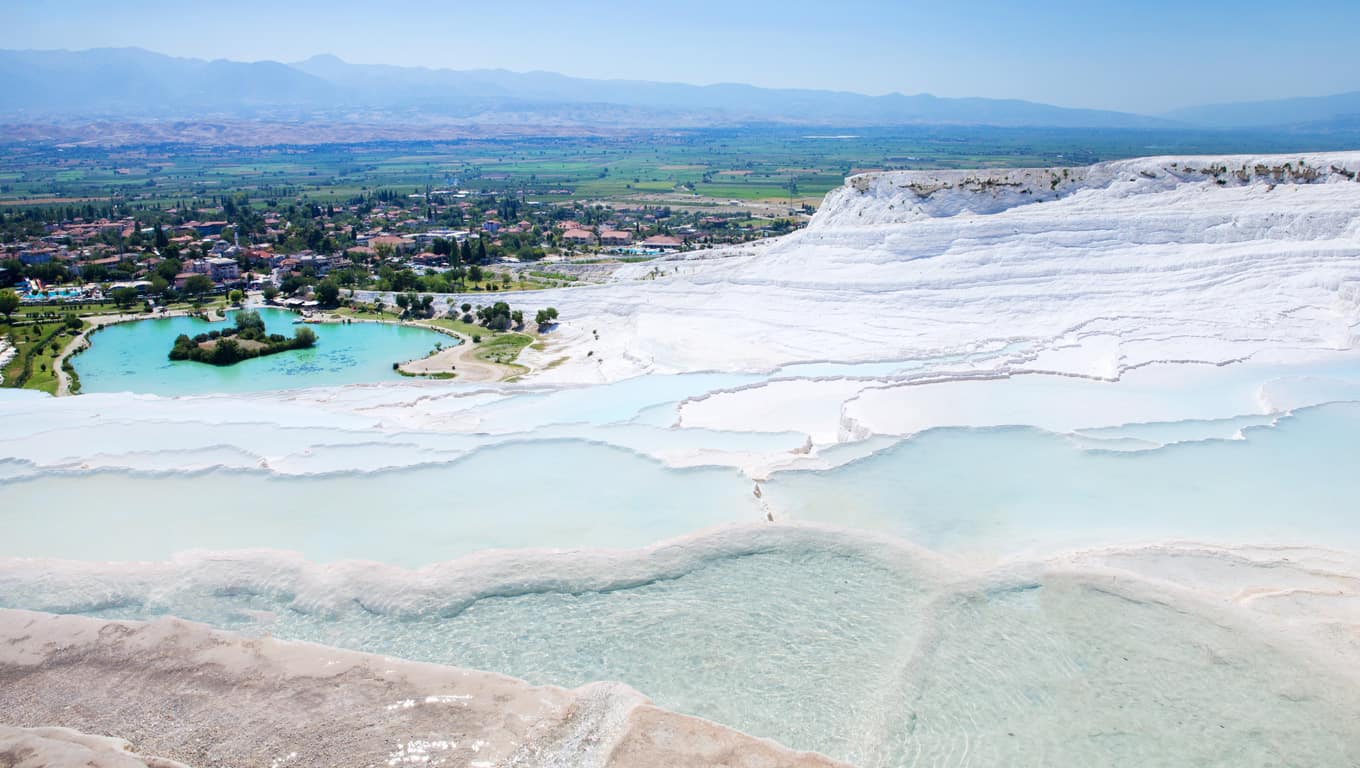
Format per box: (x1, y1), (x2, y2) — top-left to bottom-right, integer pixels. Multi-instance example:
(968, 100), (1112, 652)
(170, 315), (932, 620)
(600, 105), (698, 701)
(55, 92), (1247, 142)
(11, 0), (1360, 114)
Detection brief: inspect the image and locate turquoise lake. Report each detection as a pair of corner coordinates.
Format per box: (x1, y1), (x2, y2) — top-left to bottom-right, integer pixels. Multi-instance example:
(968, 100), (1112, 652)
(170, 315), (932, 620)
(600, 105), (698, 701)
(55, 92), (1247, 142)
(72, 308), (450, 395)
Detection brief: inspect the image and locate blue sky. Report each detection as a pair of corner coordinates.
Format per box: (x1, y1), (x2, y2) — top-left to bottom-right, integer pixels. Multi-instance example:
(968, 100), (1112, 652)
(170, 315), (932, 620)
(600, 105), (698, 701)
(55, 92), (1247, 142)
(10, 0), (1360, 113)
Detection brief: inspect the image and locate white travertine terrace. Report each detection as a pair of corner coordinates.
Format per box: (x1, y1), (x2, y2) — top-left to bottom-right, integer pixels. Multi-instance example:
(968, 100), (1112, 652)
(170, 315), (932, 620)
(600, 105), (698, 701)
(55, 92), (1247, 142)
(6, 153), (1360, 766)
(527, 153), (1360, 385)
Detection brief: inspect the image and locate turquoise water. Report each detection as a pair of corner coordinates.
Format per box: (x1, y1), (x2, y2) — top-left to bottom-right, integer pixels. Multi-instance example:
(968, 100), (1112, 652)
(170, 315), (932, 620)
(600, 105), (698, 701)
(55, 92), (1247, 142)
(0, 440), (757, 566)
(764, 403), (1360, 556)
(7, 542), (1358, 766)
(73, 308), (451, 395)
(8, 352), (1360, 765)
(4, 402), (1360, 564)
(20, 287), (83, 300)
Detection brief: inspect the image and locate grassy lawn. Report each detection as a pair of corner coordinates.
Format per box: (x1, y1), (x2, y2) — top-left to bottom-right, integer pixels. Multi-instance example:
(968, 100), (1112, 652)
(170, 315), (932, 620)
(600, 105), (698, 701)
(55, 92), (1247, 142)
(461, 276), (559, 292)
(1, 319), (86, 395)
(15, 298), (202, 320)
(472, 333), (534, 366)
(16, 301), (126, 320)
(422, 316), (491, 337)
(526, 270), (578, 283)
(425, 316), (536, 368)
(332, 305), (403, 322)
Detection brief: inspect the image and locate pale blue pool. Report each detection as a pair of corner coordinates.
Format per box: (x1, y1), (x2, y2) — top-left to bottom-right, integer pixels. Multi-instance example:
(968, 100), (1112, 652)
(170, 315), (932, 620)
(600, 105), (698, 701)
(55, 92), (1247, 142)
(72, 308), (452, 395)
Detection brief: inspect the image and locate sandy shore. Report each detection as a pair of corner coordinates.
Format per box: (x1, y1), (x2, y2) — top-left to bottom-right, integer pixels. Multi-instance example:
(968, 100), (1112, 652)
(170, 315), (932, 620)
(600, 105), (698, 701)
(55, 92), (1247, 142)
(0, 609), (845, 768)
(398, 339), (500, 381)
(311, 313), (517, 383)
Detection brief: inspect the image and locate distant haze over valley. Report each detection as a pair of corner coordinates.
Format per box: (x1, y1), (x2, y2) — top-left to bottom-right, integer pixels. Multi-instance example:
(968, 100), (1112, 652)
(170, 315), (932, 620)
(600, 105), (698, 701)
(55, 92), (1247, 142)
(1, 47), (1357, 144)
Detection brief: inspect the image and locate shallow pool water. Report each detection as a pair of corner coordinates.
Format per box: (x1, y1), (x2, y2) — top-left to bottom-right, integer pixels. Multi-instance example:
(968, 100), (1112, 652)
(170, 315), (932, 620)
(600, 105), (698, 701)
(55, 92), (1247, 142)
(5, 401), (1360, 564)
(0, 440), (758, 566)
(765, 402), (1360, 557)
(8, 539), (1357, 767)
(8, 345), (1360, 766)
(73, 308), (451, 395)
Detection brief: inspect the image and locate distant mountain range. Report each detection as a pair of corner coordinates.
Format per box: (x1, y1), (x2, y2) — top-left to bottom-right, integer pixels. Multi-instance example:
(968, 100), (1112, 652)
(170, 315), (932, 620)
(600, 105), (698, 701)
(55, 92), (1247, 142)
(0, 47), (1356, 138)
(1162, 91), (1360, 129)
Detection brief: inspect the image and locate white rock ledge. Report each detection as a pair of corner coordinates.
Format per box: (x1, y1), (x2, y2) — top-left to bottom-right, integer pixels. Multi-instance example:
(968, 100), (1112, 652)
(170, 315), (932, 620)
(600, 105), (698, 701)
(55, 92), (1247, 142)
(0, 609), (846, 768)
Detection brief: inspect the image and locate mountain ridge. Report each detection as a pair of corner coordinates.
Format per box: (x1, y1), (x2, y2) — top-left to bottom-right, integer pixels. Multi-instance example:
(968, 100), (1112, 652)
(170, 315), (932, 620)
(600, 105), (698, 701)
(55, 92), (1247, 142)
(1, 47), (1357, 136)
(0, 47), (1171, 129)
(1163, 90), (1360, 128)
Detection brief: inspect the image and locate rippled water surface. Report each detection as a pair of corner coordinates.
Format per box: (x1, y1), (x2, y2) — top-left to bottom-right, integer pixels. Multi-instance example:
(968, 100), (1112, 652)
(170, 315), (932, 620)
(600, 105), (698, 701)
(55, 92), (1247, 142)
(11, 539), (1358, 767)
(7, 351), (1360, 766)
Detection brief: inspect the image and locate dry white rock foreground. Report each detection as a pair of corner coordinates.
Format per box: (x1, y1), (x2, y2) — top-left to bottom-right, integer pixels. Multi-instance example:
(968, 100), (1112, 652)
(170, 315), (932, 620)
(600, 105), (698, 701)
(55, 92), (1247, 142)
(0, 726), (190, 768)
(0, 610), (845, 768)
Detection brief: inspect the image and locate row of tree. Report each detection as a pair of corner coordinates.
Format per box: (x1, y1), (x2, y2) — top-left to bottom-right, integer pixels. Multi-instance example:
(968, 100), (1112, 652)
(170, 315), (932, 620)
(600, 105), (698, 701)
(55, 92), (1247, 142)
(169, 311), (317, 365)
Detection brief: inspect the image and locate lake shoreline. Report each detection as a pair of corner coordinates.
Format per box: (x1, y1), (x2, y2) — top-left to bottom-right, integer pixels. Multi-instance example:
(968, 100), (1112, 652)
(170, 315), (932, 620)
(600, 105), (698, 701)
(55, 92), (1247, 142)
(305, 311), (522, 382)
(55, 308), (199, 396)
(64, 304), (455, 397)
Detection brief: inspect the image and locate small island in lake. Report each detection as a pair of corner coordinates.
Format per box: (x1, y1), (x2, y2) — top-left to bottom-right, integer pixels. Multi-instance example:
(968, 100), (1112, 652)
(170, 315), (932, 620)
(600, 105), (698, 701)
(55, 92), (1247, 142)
(169, 310), (317, 366)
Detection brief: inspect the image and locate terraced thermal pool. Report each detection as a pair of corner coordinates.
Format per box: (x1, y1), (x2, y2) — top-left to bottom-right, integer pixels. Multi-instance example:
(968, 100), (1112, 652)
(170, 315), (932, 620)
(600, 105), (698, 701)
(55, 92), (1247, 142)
(4, 387), (1360, 765)
(7, 154), (1360, 766)
(72, 307), (449, 395)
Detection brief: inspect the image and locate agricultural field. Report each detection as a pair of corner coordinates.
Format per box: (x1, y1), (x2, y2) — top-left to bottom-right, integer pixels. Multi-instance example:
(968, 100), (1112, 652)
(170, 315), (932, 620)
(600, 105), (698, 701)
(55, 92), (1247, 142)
(3, 124), (1349, 213)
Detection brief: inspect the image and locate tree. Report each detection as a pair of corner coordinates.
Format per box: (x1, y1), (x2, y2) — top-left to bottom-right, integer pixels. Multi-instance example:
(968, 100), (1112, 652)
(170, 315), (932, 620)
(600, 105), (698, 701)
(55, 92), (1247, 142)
(227, 289), (244, 306)
(110, 286), (139, 309)
(233, 310), (266, 335)
(184, 274), (214, 298)
(394, 293), (410, 313)
(154, 259), (181, 282)
(460, 239), (473, 264)
(534, 306), (559, 330)
(420, 294), (434, 316)
(0, 289), (18, 320)
(262, 284), (279, 302)
(153, 223), (169, 250)
(480, 301), (513, 331)
(280, 274), (308, 296)
(315, 280), (340, 307)
(293, 326), (317, 348)
(477, 238), (488, 263)
(468, 265), (484, 284)
(210, 337), (243, 365)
